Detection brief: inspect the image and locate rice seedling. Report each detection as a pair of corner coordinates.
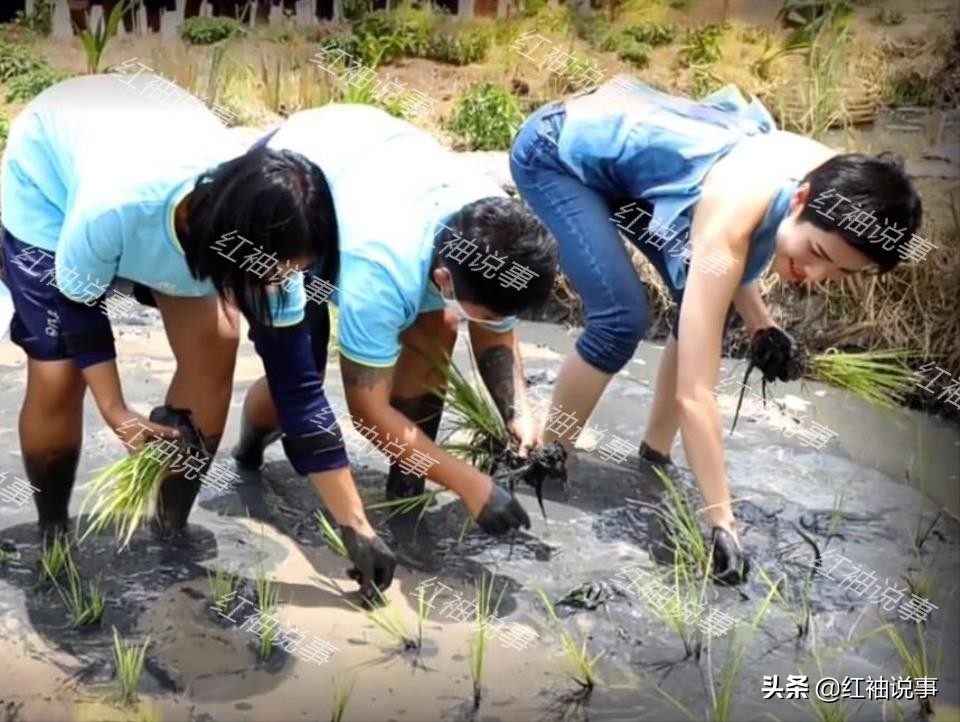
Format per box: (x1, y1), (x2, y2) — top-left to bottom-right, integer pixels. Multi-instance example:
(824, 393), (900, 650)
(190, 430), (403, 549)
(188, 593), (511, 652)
(112, 627), (151, 707)
(254, 542), (281, 661)
(534, 587), (604, 692)
(807, 348), (916, 410)
(884, 621), (941, 715)
(56, 555), (105, 628)
(207, 567), (238, 614)
(705, 580), (779, 721)
(78, 442), (176, 551)
(651, 467), (711, 575)
(314, 509), (349, 558)
(808, 618), (862, 722)
(346, 586), (417, 651)
(39, 534), (72, 584)
(415, 584), (430, 651)
(367, 488), (441, 525)
(330, 675), (356, 722)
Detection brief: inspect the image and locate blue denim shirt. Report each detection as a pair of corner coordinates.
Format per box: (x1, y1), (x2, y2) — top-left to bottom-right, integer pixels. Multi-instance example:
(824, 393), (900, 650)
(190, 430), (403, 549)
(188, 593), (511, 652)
(556, 77), (792, 292)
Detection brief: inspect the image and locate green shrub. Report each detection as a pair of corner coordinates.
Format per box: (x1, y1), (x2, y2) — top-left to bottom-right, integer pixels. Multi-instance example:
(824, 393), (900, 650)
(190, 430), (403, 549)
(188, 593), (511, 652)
(446, 82), (524, 151)
(342, 0), (375, 23)
(618, 39), (652, 68)
(351, 7), (436, 66)
(425, 26), (490, 66)
(516, 0), (550, 17)
(0, 41), (47, 82)
(624, 23), (678, 47)
(14, 0), (53, 37)
(179, 16), (246, 45)
(679, 23), (728, 67)
(5, 65), (71, 103)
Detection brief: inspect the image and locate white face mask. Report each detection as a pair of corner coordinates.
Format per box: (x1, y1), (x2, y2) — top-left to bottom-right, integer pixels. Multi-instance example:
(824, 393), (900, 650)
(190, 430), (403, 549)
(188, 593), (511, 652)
(440, 285), (499, 325)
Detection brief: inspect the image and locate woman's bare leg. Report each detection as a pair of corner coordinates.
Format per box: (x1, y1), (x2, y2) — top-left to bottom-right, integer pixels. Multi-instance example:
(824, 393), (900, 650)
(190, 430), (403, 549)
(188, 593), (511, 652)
(642, 335), (681, 459)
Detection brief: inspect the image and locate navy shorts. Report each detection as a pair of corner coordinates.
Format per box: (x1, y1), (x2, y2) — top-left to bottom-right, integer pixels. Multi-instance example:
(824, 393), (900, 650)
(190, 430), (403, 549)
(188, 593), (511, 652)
(0, 228), (70, 361)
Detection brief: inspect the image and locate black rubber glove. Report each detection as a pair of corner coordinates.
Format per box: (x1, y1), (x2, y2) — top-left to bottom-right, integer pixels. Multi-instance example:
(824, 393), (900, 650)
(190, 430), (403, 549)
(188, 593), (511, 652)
(750, 327), (804, 383)
(711, 527), (751, 586)
(475, 483), (531, 535)
(342, 526), (397, 605)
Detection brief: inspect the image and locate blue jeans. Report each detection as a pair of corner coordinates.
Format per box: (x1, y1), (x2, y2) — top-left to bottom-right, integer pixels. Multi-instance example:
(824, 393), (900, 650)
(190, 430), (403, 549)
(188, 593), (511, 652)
(510, 102), (682, 375)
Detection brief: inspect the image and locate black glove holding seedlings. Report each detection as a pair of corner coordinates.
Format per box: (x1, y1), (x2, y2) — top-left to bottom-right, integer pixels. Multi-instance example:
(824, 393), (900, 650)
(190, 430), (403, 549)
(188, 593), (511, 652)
(342, 526), (397, 606)
(711, 527), (751, 586)
(750, 327), (805, 383)
(476, 483), (531, 535)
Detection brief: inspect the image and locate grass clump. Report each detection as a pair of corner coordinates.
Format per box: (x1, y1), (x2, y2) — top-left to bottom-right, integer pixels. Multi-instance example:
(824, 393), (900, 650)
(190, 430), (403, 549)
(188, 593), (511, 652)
(207, 567), (238, 614)
(350, 587), (418, 652)
(254, 551), (281, 660)
(446, 82), (524, 151)
(884, 69), (937, 107)
(535, 587), (603, 693)
(39, 534), (72, 584)
(624, 23), (678, 47)
(807, 348), (916, 409)
(885, 621), (939, 715)
(350, 7), (436, 67)
(678, 23), (728, 67)
(425, 25), (491, 66)
(112, 627), (150, 707)
(179, 16), (246, 45)
(79, 442), (175, 551)
(56, 552), (105, 628)
(314, 509), (349, 558)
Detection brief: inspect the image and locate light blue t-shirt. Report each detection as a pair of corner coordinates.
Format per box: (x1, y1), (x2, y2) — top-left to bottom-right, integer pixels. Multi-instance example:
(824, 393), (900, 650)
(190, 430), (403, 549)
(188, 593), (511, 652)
(0, 74), (304, 325)
(266, 105), (516, 367)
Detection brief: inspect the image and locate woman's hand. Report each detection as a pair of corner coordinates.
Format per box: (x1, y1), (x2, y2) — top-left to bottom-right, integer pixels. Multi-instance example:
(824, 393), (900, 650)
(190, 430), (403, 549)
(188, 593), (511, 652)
(750, 326), (805, 382)
(508, 411), (542, 457)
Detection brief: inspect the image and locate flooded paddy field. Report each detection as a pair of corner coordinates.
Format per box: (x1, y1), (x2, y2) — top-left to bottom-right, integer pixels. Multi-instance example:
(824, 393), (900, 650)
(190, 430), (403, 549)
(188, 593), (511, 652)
(1, 318), (957, 722)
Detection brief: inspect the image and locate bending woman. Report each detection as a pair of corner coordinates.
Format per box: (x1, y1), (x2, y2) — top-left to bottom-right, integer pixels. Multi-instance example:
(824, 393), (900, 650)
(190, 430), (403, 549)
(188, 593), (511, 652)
(509, 76), (922, 584)
(0, 75), (393, 598)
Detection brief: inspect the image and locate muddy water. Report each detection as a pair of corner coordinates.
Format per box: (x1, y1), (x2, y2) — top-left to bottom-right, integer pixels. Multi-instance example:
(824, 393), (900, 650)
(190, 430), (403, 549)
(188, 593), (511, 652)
(1, 314), (957, 721)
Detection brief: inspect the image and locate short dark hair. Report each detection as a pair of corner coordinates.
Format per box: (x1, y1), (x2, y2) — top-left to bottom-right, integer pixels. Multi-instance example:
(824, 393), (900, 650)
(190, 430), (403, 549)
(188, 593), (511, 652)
(436, 197), (557, 316)
(183, 147), (339, 324)
(799, 153), (922, 273)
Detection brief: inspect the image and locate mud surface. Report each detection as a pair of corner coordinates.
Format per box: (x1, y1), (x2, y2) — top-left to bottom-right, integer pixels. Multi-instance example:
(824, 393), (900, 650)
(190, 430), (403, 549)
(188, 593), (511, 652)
(1, 314), (958, 721)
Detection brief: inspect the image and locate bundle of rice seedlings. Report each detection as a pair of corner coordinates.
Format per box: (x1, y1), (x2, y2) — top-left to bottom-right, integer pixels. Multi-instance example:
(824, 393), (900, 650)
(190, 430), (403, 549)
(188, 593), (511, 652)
(806, 348), (916, 410)
(349, 587), (418, 651)
(534, 587), (604, 693)
(78, 442), (176, 551)
(112, 627), (150, 707)
(314, 509), (349, 558)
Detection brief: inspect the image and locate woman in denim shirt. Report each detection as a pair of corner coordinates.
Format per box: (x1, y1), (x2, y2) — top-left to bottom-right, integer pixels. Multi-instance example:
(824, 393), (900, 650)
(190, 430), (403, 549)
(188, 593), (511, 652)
(510, 75), (923, 584)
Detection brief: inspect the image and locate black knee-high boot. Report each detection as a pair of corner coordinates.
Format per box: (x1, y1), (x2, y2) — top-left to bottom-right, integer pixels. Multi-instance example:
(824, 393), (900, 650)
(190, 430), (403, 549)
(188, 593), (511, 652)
(385, 394), (445, 501)
(150, 406), (213, 536)
(22, 447), (81, 544)
(232, 415), (282, 471)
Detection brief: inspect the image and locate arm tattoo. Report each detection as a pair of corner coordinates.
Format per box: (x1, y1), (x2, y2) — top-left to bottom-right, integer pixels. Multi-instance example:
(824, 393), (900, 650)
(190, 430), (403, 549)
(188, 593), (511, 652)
(340, 358), (392, 391)
(477, 345), (516, 423)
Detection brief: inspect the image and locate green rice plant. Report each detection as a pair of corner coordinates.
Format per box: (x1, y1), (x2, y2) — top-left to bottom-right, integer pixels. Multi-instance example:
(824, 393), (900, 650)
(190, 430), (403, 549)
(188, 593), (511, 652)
(79, 442), (175, 551)
(446, 82), (525, 152)
(351, 587), (418, 651)
(367, 488), (441, 526)
(207, 567), (238, 614)
(56, 555), (105, 628)
(78, 0), (133, 74)
(534, 587), (604, 692)
(415, 584), (430, 651)
(39, 534), (72, 584)
(807, 348), (916, 410)
(651, 467), (711, 575)
(904, 569), (935, 604)
(705, 580), (779, 721)
(808, 618), (862, 722)
(254, 559), (281, 661)
(469, 574), (493, 708)
(112, 627), (150, 707)
(885, 621), (941, 715)
(330, 675), (357, 722)
(314, 509), (349, 558)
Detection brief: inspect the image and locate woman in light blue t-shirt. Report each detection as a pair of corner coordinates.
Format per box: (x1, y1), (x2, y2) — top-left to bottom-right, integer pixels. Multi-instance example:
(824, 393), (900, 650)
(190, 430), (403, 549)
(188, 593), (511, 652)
(510, 76), (923, 585)
(0, 76), (395, 601)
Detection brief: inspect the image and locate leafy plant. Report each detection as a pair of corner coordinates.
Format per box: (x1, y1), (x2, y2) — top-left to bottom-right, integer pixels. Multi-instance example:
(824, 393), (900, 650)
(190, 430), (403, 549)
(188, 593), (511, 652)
(78, 0), (133, 74)
(4, 65), (71, 103)
(624, 23), (678, 47)
(351, 7), (436, 66)
(112, 627), (151, 707)
(330, 675), (356, 722)
(679, 23), (728, 67)
(807, 348), (916, 409)
(79, 442), (176, 551)
(618, 39), (652, 68)
(535, 587), (603, 692)
(14, 0), (54, 36)
(0, 41), (48, 82)
(777, 0), (852, 46)
(884, 70), (937, 107)
(314, 509), (349, 558)
(425, 26), (491, 66)
(446, 82), (524, 151)
(179, 16), (246, 45)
